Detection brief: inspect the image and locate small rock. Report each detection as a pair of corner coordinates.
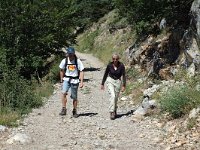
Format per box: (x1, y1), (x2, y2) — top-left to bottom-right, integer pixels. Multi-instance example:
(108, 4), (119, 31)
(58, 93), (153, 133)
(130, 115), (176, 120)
(0, 125), (7, 132)
(157, 123), (164, 128)
(121, 97), (128, 101)
(133, 106), (147, 116)
(6, 133), (32, 144)
(165, 146), (171, 150)
(139, 134), (145, 138)
(73, 141), (77, 145)
(189, 108), (200, 119)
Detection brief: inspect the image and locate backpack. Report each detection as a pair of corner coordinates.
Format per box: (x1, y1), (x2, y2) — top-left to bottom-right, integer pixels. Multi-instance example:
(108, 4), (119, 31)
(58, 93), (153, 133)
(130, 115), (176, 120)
(64, 54), (80, 79)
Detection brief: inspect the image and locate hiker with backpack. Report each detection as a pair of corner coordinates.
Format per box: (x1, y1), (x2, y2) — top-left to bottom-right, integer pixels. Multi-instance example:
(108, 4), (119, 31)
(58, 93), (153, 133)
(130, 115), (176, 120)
(59, 47), (84, 117)
(101, 53), (126, 120)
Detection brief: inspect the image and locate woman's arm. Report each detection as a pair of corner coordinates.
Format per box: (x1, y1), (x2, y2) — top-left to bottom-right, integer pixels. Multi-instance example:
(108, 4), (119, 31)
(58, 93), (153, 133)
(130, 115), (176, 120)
(101, 65), (109, 90)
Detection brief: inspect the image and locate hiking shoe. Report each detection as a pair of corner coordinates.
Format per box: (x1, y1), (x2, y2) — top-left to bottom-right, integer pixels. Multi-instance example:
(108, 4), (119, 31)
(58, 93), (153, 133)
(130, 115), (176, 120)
(59, 107), (66, 116)
(110, 112), (115, 120)
(72, 109), (78, 118)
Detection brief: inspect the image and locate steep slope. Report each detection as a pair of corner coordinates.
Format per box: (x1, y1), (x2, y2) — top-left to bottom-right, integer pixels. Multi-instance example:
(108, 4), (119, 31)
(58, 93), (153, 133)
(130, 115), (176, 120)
(76, 10), (134, 63)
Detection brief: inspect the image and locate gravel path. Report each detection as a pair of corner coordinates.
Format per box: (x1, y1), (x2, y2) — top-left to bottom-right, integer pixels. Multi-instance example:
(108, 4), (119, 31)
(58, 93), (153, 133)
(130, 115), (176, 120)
(0, 52), (164, 150)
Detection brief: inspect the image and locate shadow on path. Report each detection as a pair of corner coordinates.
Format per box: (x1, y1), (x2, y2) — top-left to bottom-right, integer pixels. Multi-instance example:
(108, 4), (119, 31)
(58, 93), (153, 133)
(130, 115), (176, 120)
(78, 112), (98, 117)
(80, 58), (86, 61)
(115, 110), (134, 119)
(83, 78), (91, 82)
(83, 67), (101, 72)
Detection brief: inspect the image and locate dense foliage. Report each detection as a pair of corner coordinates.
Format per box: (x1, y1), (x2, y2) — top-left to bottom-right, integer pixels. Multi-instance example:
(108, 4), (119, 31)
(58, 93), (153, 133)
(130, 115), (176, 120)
(69, 0), (113, 29)
(0, 0), (76, 78)
(0, 0), (113, 119)
(113, 0), (193, 34)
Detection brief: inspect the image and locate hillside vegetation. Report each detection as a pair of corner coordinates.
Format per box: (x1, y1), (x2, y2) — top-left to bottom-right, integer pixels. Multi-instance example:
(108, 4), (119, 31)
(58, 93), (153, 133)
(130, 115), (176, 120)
(1, 0), (199, 127)
(76, 10), (134, 63)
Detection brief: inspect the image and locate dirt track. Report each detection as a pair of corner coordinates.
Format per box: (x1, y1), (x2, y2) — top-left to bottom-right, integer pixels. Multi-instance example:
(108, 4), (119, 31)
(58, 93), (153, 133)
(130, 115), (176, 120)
(0, 52), (164, 150)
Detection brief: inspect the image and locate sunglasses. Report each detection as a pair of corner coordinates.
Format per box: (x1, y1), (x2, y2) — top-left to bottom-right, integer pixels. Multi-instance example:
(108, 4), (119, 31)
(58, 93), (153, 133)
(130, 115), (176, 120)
(112, 58), (119, 60)
(68, 53), (74, 56)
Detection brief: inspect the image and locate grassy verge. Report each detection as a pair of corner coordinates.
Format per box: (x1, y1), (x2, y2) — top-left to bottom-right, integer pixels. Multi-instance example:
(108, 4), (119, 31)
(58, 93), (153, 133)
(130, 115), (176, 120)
(0, 108), (20, 127)
(0, 79), (54, 127)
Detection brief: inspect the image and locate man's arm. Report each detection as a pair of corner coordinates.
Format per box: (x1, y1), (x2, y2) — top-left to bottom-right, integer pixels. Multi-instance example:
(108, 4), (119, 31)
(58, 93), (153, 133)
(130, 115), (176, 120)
(60, 69), (65, 83)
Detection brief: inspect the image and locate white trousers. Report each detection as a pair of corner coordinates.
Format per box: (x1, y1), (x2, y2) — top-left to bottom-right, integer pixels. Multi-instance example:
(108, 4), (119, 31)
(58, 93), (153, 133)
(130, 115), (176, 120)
(106, 77), (121, 112)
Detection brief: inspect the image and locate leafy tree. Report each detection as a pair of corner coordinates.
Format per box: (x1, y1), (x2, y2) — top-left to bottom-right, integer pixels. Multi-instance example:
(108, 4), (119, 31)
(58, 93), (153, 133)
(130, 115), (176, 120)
(113, 0), (193, 35)
(0, 0), (76, 78)
(69, 0), (114, 29)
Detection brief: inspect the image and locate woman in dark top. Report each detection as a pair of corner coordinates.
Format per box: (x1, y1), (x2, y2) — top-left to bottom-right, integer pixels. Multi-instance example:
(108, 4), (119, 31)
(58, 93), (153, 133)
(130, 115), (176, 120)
(101, 53), (126, 120)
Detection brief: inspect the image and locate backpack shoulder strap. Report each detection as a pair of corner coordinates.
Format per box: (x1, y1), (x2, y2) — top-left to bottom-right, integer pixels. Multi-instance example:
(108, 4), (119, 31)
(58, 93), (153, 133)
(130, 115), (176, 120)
(74, 55), (78, 70)
(64, 57), (68, 73)
(64, 55), (79, 71)
(74, 54), (80, 78)
(63, 55), (80, 79)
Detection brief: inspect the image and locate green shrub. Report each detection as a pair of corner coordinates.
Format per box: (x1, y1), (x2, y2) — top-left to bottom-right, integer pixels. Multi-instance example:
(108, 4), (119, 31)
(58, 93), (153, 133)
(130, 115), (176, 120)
(160, 86), (200, 118)
(0, 69), (54, 114)
(0, 70), (54, 126)
(0, 75), (41, 114)
(46, 56), (62, 83)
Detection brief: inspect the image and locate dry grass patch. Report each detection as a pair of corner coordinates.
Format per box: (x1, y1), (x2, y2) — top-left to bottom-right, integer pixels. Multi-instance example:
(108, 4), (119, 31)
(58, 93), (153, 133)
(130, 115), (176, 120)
(0, 111), (20, 127)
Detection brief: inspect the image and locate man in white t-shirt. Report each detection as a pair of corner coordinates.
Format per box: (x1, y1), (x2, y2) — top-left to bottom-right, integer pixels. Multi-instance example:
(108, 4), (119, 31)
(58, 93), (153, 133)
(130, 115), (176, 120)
(59, 47), (84, 117)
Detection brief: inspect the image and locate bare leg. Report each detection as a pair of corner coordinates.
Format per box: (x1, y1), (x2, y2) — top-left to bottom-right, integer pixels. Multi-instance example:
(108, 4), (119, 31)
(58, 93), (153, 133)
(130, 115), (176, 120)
(62, 93), (68, 107)
(59, 93), (68, 115)
(73, 99), (78, 109)
(72, 99), (78, 118)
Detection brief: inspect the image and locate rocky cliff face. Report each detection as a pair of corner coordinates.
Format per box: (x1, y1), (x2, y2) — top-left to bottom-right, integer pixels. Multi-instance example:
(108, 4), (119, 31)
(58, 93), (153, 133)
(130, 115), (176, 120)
(189, 0), (200, 71)
(126, 0), (200, 79)
(191, 0), (200, 42)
